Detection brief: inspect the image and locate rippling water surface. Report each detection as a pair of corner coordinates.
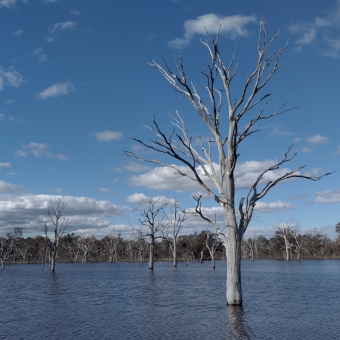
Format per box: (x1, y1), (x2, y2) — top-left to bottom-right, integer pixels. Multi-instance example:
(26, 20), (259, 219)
(1, 260), (340, 339)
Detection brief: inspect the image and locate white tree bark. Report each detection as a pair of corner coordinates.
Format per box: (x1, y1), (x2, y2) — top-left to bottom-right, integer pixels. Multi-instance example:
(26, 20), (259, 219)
(39, 198), (72, 272)
(124, 22), (332, 305)
(133, 197), (168, 270)
(162, 200), (186, 267)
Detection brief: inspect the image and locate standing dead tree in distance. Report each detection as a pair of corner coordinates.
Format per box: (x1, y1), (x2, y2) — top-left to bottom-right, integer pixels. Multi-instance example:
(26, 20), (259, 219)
(133, 197), (168, 269)
(0, 227), (22, 269)
(275, 221), (295, 261)
(124, 21), (332, 305)
(162, 199), (186, 267)
(205, 230), (219, 268)
(39, 198), (72, 272)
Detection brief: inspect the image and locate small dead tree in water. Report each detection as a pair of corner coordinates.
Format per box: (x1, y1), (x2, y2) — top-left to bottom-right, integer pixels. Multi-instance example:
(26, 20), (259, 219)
(124, 21), (332, 305)
(102, 229), (122, 263)
(275, 220), (296, 261)
(205, 230), (219, 268)
(336, 222), (340, 238)
(163, 199), (186, 267)
(78, 235), (96, 263)
(0, 227), (22, 269)
(133, 197), (168, 269)
(291, 224), (302, 261)
(40, 198), (72, 272)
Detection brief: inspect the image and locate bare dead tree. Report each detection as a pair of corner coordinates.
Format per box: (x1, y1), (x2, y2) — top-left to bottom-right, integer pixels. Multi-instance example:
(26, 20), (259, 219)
(162, 199), (186, 267)
(78, 235), (96, 263)
(133, 197), (168, 269)
(0, 227), (22, 269)
(39, 198), (72, 272)
(102, 228), (121, 263)
(124, 21), (332, 305)
(205, 230), (219, 268)
(291, 224), (302, 261)
(336, 222), (340, 238)
(62, 233), (81, 263)
(132, 229), (148, 263)
(247, 230), (258, 261)
(275, 220), (296, 261)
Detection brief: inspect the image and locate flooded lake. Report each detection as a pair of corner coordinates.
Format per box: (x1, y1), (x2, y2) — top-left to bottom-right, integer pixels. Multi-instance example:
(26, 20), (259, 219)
(1, 260), (340, 339)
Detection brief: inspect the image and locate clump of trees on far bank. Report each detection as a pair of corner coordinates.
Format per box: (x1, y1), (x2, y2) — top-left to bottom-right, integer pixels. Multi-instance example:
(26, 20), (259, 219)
(1, 227), (340, 269)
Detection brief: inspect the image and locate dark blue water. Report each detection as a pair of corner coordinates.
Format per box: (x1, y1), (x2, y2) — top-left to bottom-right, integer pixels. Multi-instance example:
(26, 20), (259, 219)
(1, 260), (340, 339)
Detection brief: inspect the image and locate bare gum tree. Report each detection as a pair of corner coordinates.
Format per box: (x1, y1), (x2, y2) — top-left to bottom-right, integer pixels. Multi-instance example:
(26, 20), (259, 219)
(133, 197), (168, 269)
(275, 220), (295, 261)
(124, 22), (331, 305)
(205, 230), (219, 268)
(163, 199), (186, 267)
(0, 227), (22, 269)
(40, 198), (72, 272)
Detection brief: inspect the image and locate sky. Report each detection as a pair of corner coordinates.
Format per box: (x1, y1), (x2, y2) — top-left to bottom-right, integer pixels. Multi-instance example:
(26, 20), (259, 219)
(0, 0), (339, 239)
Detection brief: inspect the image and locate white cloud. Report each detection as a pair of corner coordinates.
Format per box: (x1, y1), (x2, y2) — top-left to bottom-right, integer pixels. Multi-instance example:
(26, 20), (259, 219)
(301, 134), (329, 153)
(303, 167), (323, 178)
(16, 142), (69, 160)
(0, 0), (16, 9)
(301, 147), (315, 153)
(290, 1), (340, 57)
(70, 9), (80, 16)
(108, 162), (151, 173)
(168, 13), (257, 49)
(37, 81), (75, 100)
(0, 66), (24, 90)
(333, 145), (340, 156)
(72, 222), (132, 239)
(125, 193), (176, 205)
(48, 187), (64, 193)
(321, 37), (340, 58)
(99, 188), (115, 194)
(43, 0), (58, 2)
(47, 21), (76, 42)
(0, 162), (11, 169)
(13, 29), (23, 36)
(289, 26), (316, 52)
(91, 130), (123, 141)
(0, 194), (132, 236)
(128, 160), (299, 192)
(269, 128), (292, 136)
(0, 180), (23, 193)
(32, 48), (47, 62)
(306, 134), (329, 144)
(253, 201), (296, 214)
(314, 189), (340, 203)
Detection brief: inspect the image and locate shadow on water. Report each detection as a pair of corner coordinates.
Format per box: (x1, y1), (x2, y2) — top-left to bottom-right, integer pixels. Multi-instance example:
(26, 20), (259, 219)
(227, 305), (253, 340)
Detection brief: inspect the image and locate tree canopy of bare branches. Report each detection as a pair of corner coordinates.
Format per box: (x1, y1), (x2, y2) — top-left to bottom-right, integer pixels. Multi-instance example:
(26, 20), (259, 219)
(39, 197), (72, 272)
(124, 22), (332, 305)
(133, 196), (168, 269)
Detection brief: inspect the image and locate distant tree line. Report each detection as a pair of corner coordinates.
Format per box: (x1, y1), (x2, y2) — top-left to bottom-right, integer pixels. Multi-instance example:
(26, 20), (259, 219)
(1, 227), (340, 269)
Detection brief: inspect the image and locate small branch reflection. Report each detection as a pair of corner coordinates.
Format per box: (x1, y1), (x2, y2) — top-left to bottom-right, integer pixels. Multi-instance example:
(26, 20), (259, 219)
(227, 306), (253, 339)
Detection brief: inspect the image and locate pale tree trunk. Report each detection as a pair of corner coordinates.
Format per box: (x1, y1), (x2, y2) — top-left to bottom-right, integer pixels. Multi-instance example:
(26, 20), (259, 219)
(124, 22), (331, 306)
(148, 238), (154, 269)
(50, 252), (56, 272)
(200, 250), (204, 263)
(284, 237), (290, 261)
(225, 225), (242, 306)
(173, 239), (177, 267)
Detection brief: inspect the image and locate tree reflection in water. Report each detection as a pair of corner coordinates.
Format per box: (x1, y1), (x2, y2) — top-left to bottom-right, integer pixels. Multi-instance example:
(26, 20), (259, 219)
(227, 306), (253, 340)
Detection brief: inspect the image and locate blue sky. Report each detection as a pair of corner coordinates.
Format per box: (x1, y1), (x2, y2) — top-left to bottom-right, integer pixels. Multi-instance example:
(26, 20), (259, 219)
(0, 0), (339, 239)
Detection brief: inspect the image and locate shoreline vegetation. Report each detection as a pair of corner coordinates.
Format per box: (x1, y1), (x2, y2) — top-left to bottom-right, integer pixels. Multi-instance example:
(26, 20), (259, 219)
(1, 229), (340, 268)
